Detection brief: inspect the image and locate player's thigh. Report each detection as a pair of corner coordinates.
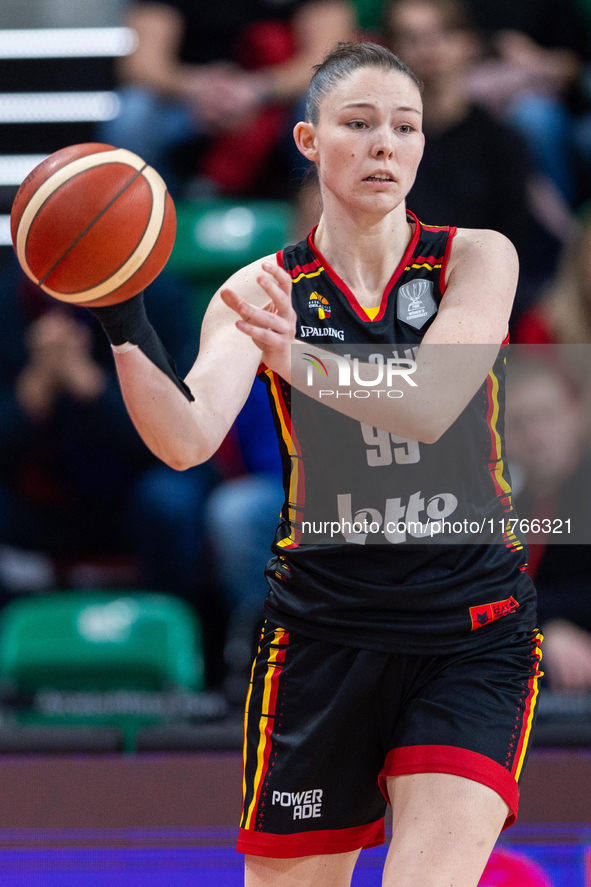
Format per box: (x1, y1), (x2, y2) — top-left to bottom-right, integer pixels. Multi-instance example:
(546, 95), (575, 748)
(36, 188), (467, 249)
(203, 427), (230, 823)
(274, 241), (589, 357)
(383, 771), (508, 887)
(245, 849), (360, 887)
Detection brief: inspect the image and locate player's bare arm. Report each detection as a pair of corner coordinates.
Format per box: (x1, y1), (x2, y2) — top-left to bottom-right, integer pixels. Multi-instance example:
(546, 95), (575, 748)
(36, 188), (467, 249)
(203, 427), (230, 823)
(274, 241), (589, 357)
(227, 229), (518, 443)
(422, 227), (519, 345)
(112, 255), (277, 469)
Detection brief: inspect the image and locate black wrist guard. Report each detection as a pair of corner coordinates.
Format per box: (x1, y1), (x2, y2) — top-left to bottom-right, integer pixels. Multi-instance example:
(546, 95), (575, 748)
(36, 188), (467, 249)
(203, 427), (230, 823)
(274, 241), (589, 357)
(87, 292), (195, 402)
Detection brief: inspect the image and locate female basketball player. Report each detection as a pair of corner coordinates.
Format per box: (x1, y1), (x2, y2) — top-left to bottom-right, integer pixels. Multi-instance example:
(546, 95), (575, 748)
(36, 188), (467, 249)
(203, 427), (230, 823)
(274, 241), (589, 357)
(91, 42), (541, 887)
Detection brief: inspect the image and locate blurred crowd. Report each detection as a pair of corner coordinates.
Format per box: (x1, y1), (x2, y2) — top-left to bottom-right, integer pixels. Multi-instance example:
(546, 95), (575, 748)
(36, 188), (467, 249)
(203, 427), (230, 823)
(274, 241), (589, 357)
(4, 0), (591, 701)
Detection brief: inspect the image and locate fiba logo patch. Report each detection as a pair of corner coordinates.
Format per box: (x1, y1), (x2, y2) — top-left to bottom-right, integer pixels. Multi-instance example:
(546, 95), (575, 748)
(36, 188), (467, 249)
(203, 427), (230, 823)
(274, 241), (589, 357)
(397, 279), (437, 330)
(309, 291), (331, 320)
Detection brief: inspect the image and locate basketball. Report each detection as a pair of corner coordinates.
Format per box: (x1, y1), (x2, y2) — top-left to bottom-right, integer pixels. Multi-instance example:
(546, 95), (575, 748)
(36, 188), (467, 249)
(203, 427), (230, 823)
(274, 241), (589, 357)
(10, 143), (176, 306)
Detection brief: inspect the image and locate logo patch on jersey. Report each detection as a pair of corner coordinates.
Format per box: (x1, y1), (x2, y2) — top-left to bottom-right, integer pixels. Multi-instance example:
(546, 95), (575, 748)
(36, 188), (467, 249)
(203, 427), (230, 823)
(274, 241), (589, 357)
(469, 596), (519, 631)
(309, 291), (331, 320)
(397, 279), (437, 330)
(300, 325), (344, 340)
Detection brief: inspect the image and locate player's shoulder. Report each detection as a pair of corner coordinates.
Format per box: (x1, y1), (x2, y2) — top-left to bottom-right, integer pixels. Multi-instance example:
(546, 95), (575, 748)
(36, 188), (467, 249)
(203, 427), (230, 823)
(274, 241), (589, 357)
(451, 227), (517, 262)
(228, 252), (279, 285)
(448, 228), (518, 278)
(212, 253), (280, 308)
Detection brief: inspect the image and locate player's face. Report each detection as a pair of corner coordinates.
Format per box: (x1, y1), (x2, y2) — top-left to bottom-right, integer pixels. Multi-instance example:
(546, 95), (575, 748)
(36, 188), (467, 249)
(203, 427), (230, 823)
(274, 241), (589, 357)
(306, 67), (424, 216)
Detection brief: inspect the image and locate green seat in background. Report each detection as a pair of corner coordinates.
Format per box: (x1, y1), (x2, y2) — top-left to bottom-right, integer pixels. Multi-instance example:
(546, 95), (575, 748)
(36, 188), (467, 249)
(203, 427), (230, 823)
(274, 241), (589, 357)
(0, 591), (204, 694)
(169, 198), (295, 278)
(353, 0), (385, 31)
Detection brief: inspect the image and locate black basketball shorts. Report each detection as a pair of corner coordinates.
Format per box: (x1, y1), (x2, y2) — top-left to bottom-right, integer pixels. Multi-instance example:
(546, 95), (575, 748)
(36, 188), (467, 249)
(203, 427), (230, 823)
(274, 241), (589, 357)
(237, 620), (543, 858)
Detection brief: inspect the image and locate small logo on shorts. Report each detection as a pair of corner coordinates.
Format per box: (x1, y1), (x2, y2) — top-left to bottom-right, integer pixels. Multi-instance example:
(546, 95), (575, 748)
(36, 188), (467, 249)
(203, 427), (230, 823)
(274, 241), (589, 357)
(469, 596), (519, 631)
(272, 789), (323, 820)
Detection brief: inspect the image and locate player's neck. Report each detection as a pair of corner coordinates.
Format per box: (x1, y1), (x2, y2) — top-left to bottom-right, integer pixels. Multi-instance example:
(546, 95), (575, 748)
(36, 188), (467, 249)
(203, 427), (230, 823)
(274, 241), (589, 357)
(313, 201), (413, 307)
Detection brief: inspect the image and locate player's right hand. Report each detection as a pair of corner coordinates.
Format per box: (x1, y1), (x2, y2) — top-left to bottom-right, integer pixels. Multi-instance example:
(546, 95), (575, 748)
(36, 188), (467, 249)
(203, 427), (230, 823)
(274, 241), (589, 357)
(220, 261), (297, 381)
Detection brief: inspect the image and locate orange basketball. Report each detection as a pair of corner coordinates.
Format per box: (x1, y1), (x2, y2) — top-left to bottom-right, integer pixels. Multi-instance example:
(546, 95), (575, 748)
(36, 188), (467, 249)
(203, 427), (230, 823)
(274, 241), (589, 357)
(10, 143), (176, 306)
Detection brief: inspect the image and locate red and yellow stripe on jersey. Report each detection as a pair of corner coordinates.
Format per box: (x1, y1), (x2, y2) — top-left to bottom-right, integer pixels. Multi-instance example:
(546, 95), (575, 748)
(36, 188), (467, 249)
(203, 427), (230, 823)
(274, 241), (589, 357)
(281, 255), (325, 284)
(404, 253), (444, 273)
(486, 353), (523, 554)
(261, 368), (304, 549)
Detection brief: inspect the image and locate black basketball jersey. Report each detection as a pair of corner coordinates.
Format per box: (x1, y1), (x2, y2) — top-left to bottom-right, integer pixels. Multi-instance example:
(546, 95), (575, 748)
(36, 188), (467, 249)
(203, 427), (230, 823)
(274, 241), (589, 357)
(259, 210), (537, 654)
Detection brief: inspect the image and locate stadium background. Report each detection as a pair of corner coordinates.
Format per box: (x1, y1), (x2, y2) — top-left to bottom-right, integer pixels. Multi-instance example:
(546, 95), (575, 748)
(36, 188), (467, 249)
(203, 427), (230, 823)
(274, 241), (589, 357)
(0, 0), (590, 884)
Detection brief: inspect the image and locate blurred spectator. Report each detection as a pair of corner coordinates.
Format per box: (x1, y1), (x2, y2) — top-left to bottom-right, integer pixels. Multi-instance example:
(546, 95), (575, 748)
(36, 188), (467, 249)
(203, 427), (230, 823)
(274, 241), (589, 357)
(387, 0), (544, 314)
(0, 252), (218, 605)
(463, 0), (591, 206)
(103, 0), (354, 196)
(514, 211), (591, 344)
(206, 375), (283, 703)
(505, 357), (591, 691)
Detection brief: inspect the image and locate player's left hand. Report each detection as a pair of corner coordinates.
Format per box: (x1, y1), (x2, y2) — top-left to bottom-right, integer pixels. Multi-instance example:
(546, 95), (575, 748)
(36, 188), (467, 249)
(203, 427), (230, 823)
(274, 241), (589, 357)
(221, 262), (297, 381)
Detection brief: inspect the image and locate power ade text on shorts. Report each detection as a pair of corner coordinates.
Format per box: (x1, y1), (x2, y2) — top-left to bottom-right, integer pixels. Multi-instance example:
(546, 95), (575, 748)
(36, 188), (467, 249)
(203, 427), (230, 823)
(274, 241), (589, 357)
(272, 789), (323, 820)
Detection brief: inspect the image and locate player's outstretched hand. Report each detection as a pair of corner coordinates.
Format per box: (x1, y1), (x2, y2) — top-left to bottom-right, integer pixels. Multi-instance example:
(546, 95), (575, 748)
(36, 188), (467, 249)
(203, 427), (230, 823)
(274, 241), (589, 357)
(221, 262), (297, 381)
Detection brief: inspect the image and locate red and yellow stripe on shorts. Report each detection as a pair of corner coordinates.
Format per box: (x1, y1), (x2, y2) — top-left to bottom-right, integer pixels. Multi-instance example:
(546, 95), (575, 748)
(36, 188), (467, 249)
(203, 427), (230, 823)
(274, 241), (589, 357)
(241, 626), (290, 832)
(511, 631), (544, 782)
